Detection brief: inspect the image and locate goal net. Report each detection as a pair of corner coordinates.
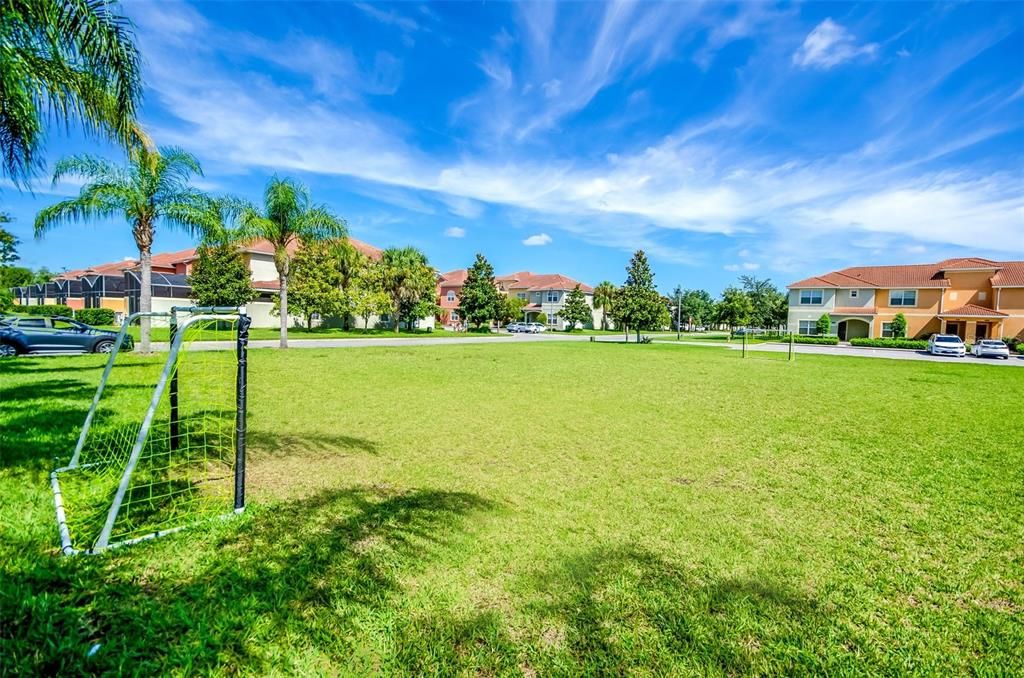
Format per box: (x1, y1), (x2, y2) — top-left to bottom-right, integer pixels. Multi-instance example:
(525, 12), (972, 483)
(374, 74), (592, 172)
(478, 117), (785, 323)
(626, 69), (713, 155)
(51, 307), (250, 554)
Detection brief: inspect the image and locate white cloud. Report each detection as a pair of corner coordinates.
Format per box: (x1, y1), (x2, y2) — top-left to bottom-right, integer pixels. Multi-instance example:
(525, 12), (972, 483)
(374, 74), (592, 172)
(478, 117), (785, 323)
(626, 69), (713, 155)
(522, 233), (552, 246)
(793, 19), (879, 69)
(444, 226), (466, 238)
(724, 262), (760, 272)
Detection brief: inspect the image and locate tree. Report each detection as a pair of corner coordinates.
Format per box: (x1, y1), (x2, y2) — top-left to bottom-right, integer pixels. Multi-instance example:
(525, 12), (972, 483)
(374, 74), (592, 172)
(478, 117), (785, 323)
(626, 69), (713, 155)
(379, 246), (436, 333)
(188, 243), (256, 309)
(740, 275), (787, 329)
(717, 287), (753, 331)
(282, 240), (346, 329)
(593, 280), (616, 330)
(496, 294), (527, 326)
(0, 214), (18, 264)
(349, 264), (391, 332)
(458, 253), (501, 329)
(0, 265), (33, 288)
(1, 0), (142, 184)
(237, 177), (347, 348)
(561, 285), (591, 331)
(816, 313), (832, 336)
(535, 311), (547, 326)
(617, 250), (664, 342)
(675, 288), (715, 330)
(334, 240), (368, 329)
(891, 312), (907, 338)
(35, 146), (207, 352)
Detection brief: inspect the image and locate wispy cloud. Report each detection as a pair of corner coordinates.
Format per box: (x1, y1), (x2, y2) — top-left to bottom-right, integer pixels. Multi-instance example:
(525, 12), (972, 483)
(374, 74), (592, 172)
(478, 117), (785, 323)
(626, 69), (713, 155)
(793, 19), (879, 69)
(444, 226), (466, 238)
(523, 233), (552, 246)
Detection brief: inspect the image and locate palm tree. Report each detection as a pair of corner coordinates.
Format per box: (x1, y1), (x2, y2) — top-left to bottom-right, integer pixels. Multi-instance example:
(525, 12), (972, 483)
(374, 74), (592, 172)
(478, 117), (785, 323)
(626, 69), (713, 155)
(237, 177), (346, 348)
(593, 281), (616, 331)
(35, 145), (207, 352)
(380, 246), (434, 334)
(1, 0), (142, 183)
(334, 240), (367, 330)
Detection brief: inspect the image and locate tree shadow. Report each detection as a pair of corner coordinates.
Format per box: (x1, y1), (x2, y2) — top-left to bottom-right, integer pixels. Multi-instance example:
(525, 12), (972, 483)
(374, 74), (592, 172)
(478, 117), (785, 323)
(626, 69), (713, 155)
(248, 430), (380, 457)
(519, 546), (844, 675)
(3, 484), (495, 674)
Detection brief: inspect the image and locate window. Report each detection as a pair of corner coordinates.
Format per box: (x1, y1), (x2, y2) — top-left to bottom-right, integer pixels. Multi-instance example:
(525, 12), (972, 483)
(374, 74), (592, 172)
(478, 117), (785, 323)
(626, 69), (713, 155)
(882, 322), (893, 338)
(18, 318), (47, 328)
(446, 290), (456, 302)
(849, 289), (858, 299)
(798, 320), (816, 336)
(451, 311), (459, 321)
(889, 290), (917, 306)
(517, 293), (526, 300)
(546, 290), (560, 303)
(548, 314), (558, 326)
(978, 291), (987, 301)
(799, 289), (823, 305)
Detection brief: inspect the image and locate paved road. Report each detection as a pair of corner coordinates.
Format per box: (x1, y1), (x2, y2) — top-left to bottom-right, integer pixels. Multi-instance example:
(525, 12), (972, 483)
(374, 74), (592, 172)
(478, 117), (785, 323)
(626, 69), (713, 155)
(664, 339), (1024, 367)
(153, 331), (1024, 366)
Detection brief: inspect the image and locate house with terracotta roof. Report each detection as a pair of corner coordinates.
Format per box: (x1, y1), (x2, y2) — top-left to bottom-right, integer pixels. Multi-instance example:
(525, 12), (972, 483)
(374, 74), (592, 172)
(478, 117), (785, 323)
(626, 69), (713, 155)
(496, 272), (599, 330)
(787, 258), (1024, 342)
(437, 269), (468, 328)
(11, 237), (388, 329)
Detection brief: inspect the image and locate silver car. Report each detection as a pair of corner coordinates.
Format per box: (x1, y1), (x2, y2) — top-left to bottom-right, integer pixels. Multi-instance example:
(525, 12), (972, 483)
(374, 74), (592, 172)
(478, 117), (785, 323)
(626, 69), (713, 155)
(971, 339), (1010, 359)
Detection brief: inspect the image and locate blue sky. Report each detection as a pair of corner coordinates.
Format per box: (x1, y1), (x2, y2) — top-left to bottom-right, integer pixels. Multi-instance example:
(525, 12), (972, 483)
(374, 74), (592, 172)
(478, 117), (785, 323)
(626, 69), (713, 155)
(2, 0), (1022, 294)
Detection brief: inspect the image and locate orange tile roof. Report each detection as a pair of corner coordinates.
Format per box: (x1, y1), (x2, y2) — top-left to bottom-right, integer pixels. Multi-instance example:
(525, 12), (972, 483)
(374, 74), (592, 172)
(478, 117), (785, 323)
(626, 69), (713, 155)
(939, 304), (1008, 318)
(149, 247), (198, 269)
(252, 279), (280, 291)
(497, 271), (593, 293)
(786, 259), (1024, 290)
(990, 262), (1024, 287)
(242, 237), (382, 261)
(439, 269), (468, 287)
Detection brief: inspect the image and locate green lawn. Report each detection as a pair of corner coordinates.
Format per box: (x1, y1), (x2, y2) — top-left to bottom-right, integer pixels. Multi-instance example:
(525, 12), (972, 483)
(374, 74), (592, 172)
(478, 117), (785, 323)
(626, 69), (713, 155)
(1, 343), (1021, 674)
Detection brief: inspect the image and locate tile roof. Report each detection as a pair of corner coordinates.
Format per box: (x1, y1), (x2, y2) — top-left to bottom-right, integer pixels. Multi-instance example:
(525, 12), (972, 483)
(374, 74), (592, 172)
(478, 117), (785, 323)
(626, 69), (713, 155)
(990, 262), (1024, 287)
(439, 269), (468, 287)
(242, 237), (382, 261)
(939, 304), (1008, 318)
(149, 247), (198, 269)
(497, 271), (593, 293)
(787, 259), (1024, 289)
(252, 279), (280, 291)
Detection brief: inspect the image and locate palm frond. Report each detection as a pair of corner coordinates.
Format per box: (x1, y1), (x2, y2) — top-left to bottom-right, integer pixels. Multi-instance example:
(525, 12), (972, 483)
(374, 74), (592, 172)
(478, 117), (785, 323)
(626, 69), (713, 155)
(34, 181), (128, 237)
(295, 206), (347, 242)
(51, 153), (124, 184)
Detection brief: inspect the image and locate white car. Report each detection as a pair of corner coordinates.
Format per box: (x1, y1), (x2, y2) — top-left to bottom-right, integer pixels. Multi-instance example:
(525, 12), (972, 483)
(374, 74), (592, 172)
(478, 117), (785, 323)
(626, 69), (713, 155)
(972, 339), (1011, 360)
(928, 334), (966, 357)
(527, 322), (546, 333)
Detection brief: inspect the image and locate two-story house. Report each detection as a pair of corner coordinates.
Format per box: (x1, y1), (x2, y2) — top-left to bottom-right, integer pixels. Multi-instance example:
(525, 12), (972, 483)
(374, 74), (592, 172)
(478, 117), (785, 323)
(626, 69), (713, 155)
(437, 269), (468, 328)
(787, 258), (1024, 342)
(495, 272), (598, 330)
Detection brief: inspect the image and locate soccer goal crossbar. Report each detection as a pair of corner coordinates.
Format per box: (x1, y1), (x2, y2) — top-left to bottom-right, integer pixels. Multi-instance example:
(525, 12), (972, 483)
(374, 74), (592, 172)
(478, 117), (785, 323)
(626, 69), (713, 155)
(51, 307), (251, 555)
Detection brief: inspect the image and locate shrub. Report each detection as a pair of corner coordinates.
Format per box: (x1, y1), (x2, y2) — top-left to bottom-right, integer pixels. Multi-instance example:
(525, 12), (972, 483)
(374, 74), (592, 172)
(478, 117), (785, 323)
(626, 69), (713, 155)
(22, 304), (72, 316)
(816, 313), (831, 336)
(850, 337), (928, 350)
(1003, 337), (1023, 354)
(890, 313), (907, 338)
(75, 308), (116, 326)
(793, 335), (838, 345)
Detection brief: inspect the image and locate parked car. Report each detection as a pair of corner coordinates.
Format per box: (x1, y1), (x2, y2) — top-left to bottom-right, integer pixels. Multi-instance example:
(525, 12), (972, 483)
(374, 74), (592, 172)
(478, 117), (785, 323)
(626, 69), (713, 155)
(971, 339), (1010, 360)
(506, 322), (525, 333)
(0, 315), (131, 357)
(927, 334), (966, 357)
(526, 322), (547, 333)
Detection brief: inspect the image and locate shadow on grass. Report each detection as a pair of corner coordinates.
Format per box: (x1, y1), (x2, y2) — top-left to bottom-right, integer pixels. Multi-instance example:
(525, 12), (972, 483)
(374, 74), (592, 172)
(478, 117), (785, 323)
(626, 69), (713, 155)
(248, 430), (380, 457)
(2, 484), (494, 674)
(520, 546), (837, 674)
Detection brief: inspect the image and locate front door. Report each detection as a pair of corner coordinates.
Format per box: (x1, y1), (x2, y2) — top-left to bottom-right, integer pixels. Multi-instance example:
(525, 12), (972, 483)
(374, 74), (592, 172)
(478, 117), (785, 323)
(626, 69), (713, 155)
(837, 321), (847, 341)
(947, 322), (959, 338)
(976, 324), (988, 341)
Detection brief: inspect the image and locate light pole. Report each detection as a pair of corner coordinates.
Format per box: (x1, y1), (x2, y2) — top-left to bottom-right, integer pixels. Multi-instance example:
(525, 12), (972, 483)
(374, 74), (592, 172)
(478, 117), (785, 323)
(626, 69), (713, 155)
(676, 290), (681, 341)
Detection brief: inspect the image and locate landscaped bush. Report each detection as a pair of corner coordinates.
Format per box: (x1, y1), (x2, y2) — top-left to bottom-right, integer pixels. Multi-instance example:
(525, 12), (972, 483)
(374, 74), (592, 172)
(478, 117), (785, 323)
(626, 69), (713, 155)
(21, 304), (73, 316)
(793, 336), (838, 345)
(1004, 337), (1024, 354)
(850, 337), (928, 350)
(75, 308), (116, 326)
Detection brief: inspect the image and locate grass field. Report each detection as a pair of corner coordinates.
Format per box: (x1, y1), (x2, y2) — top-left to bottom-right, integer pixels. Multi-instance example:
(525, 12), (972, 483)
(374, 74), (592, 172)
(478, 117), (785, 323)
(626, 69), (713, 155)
(2, 343), (1022, 674)
(105, 325), (500, 342)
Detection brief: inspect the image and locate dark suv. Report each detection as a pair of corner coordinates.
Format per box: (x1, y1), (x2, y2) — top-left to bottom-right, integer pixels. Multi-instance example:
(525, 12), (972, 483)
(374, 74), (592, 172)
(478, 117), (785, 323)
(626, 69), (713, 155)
(0, 315), (130, 357)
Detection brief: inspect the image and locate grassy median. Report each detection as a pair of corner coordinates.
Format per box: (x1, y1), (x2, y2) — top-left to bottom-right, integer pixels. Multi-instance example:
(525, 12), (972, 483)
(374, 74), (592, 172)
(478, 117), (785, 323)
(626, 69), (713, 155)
(1, 343), (1021, 674)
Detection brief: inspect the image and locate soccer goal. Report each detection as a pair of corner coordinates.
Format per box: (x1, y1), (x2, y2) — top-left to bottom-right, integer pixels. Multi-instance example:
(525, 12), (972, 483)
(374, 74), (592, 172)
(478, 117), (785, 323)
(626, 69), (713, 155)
(50, 307), (251, 555)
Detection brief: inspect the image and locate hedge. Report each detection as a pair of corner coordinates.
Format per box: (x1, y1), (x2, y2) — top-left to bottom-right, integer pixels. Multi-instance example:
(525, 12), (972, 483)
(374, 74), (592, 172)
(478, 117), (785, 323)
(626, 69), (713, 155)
(75, 308), (116, 326)
(793, 336), (838, 345)
(850, 337), (928, 350)
(21, 304), (72, 316)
